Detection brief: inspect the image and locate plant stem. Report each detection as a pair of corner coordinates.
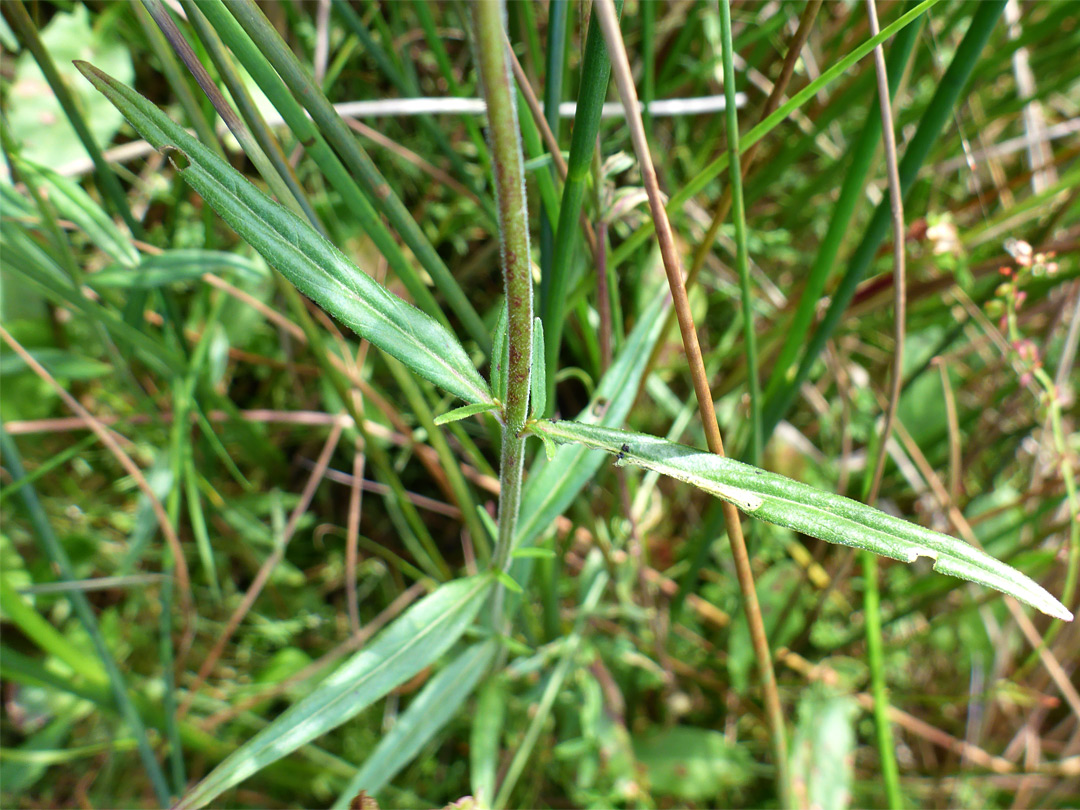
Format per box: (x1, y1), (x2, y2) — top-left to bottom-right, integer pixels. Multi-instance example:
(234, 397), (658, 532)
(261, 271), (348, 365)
(472, 0), (533, 575)
(862, 549), (904, 807)
(862, 0), (908, 805)
(594, 1), (790, 803)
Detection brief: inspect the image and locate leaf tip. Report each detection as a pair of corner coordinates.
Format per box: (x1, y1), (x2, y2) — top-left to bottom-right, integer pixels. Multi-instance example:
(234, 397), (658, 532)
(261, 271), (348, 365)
(72, 59), (103, 84)
(1046, 600), (1074, 622)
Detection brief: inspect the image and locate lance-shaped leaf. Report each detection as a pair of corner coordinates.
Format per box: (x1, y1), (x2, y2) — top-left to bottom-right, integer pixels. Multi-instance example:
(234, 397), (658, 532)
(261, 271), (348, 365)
(175, 574), (495, 810)
(332, 640), (497, 806)
(531, 420), (1072, 622)
(75, 61), (493, 407)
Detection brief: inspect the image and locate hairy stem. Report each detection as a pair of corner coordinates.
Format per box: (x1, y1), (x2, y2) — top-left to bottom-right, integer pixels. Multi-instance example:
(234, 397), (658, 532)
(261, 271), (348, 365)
(472, 0), (533, 579)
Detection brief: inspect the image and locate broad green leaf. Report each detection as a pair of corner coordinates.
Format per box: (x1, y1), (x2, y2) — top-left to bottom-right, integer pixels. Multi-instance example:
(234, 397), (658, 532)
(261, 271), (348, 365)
(633, 727), (755, 801)
(531, 420), (1073, 622)
(433, 402), (499, 426)
(333, 641), (497, 807)
(76, 62), (493, 408)
(790, 687), (859, 810)
(176, 574), (495, 810)
(6, 5), (132, 167)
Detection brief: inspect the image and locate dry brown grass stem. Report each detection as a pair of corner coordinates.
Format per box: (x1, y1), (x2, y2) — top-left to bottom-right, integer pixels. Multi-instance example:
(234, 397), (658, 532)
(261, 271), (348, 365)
(865, 0), (907, 506)
(778, 648), (1019, 774)
(593, 0), (789, 788)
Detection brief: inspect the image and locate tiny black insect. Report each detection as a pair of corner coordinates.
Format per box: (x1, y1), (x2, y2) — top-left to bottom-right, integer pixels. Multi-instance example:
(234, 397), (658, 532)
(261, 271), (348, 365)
(616, 443), (630, 463)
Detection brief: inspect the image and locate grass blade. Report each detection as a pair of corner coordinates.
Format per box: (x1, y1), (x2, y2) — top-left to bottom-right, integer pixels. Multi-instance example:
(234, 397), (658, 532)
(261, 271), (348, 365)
(332, 641), (497, 806)
(762, 0), (1008, 438)
(176, 574), (495, 810)
(608, 0), (941, 269)
(542, 0), (622, 401)
(192, 0), (452, 331)
(0, 427), (172, 807)
(762, 7), (923, 412)
(76, 61), (493, 407)
(221, 0), (489, 352)
(719, 0), (760, 464)
(531, 420), (1073, 622)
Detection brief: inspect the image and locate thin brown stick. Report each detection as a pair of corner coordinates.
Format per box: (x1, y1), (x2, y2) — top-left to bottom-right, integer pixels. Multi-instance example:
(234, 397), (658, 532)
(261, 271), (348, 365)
(0, 326), (195, 642)
(505, 34), (567, 180)
(345, 436), (366, 635)
(934, 357), (963, 504)
(343, 116), (480, 206)
(178, 417), (345, 717)
(865, 0), (906, 506)
(3, 408), (499, 495)
(593, 0), (789, 791)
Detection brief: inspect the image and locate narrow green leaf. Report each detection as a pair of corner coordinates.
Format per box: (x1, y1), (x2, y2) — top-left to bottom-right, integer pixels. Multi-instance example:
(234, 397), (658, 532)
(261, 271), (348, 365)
(221, 0), (490, 353)
(530, 317), (546, 419)
(531, 420), (1073, 622)
(1, 226), (183, 375)
(542, 0), (623, 395)
(470, 675), (506, 809)
(89, 251), (265, 289)
(494, 570), (524, 594)
(511, 547), (556, 559)
(17, 159), (139, 268)
(75, 61), (493, 407)
(433, 402), (499, 426)
(332, 641), (497, 806)
(176, 574), (495, 810)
